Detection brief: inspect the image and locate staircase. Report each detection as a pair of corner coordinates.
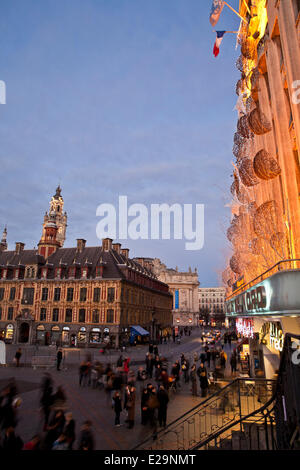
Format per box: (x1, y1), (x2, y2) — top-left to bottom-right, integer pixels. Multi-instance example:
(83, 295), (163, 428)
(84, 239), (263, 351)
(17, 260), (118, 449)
(134, 333), (300, 451)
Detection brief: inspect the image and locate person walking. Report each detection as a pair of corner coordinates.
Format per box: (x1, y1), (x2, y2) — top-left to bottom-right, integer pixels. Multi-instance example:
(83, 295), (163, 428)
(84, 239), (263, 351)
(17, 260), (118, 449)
(56, 349), (63, 371)
(112, 391), (122, 427)
(63, 412), (76, 450)
(141, 388), (149, 425)
(190, 364), (198, 396)
(197, 363), (209, 398)
(78, 421), (94, 451)
(157, 385), (169, 428)
(230, 353), (237, 375)
(126, 386), (136, 429)
(40, 374), (54, 431)
(15, 348), (22, 368)
(206, 349), (211, 369)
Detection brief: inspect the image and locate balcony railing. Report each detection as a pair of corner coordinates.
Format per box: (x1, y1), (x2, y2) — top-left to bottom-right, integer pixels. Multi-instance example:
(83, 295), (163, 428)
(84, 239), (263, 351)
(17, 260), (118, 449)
(226, 259), (300, 301)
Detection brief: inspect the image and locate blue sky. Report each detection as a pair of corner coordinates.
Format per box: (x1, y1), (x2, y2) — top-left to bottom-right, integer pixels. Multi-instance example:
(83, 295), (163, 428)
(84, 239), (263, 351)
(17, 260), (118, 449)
(0, 0), (241, 286)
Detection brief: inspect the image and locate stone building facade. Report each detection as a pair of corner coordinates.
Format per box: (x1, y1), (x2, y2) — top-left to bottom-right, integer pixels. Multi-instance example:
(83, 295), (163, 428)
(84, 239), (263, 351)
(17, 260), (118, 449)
(134, 258), (200, 326)
(0, 189), (172, 347)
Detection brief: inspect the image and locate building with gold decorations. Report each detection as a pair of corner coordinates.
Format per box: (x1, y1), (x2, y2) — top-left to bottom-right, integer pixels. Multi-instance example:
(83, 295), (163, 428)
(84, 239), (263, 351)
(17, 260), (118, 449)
(0, 188), (172, 347)
(224, 0), (300, 378)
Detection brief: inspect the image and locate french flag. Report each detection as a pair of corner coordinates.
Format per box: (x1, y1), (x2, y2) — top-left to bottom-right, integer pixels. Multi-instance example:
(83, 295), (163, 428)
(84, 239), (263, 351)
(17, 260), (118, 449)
(213, 31), (226, 57)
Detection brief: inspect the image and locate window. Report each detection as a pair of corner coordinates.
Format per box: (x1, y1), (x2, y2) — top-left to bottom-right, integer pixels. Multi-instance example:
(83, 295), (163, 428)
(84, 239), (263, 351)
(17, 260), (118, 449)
(67, 288), (74, 302)
(9, 287), (16, 301)
(52, 308), (59, 322)
(22, 288), (35, 305)
(42, 288), (48, 301)
(7, 307), (13, 320)
(40, 308), (47, 321)
(65, 309), (73, 322)
(80, 288), (87, 302)
(92, 310), (99, 323)
(0, 288), (5, 301)
(93, 288), (101, 303)
(54, 288), (61, 301)
(79, 309), (86, 323)
(107, 288), (115, 303)
(106, 309), (114, 323)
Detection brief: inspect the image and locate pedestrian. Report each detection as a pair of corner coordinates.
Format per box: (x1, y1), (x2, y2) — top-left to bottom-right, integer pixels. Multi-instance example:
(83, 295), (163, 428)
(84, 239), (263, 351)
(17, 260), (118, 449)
(136, 367), (147, 397)
(40, 374), (54, 431)
(197, 363), (209, 398)
(157, 385), (169, 428)
(78, 421), (94, 451)
(112, 391), (122, 427)
(2, 427), (23, 451)
(14, 348), (22, 367)
(230, 353), (237, 375)
(43, 410), (65, 450)
(123, 357), (130, 374)
(146, 353), (154, 379)
(63, 412), (76, 450)
(206, 349), (211, 369)
(190, 364), (197, 396)
(141, 388), (149, 425)
(116, 354), (123, 368)
(56, 349), (63, 371)
(153, 345), (158, 356)
(126, 386), (136, 429)
(149, 343), (154, 354)
(79, 361), (88, 387)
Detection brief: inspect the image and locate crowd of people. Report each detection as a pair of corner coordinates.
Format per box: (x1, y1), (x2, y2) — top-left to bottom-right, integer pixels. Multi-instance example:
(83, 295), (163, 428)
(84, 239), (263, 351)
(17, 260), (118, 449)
(0, 329), (240, 450)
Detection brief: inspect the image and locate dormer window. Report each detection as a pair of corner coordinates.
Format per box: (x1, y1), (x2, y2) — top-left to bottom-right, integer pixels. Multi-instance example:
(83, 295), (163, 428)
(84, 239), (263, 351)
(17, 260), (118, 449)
(55, 267), (62, 279)
(25, 266), (36, 278)
(69, 266), (76, 279)
(2, 269), (7, 279)
(14, 268), (19, 279)
(96, 266), (103, 278)
(41, 267), (48, 279)
(82, 268), (88, 279)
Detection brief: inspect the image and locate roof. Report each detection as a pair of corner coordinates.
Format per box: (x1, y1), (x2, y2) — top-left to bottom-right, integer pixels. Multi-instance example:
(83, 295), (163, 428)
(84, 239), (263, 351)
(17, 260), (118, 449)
(130, 326), (150, 336)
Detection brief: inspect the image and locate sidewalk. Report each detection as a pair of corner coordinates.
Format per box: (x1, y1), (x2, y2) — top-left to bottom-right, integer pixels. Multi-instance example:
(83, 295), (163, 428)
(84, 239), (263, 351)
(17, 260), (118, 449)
(3, 328), (208, 368)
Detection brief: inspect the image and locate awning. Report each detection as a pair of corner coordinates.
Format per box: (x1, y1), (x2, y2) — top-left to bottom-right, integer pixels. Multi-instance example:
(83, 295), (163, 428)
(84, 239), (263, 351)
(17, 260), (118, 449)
(130, 326), (149, 336)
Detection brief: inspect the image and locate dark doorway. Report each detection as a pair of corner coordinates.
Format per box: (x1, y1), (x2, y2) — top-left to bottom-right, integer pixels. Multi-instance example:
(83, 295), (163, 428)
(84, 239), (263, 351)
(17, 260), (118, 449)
(19, 323), (30, 343)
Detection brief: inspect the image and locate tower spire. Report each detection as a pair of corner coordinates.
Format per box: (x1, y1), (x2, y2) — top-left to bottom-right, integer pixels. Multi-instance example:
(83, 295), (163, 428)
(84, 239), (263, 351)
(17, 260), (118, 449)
(0, 226), (7, 252)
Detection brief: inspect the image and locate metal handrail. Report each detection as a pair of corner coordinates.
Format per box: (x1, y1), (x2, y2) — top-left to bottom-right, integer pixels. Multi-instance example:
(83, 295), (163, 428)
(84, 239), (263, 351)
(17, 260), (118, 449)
(226, 259), (300, 301)
(192, 396), (276, 450)
(133, 377), (275, 450)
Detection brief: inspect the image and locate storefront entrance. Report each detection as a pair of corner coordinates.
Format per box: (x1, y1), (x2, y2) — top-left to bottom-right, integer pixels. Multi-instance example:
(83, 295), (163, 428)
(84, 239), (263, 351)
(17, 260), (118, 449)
(19, 322), (30, 343)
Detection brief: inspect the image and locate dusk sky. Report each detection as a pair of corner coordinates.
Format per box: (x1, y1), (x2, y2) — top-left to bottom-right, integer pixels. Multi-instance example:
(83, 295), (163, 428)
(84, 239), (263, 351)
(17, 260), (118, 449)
(0, 0), (241, 286)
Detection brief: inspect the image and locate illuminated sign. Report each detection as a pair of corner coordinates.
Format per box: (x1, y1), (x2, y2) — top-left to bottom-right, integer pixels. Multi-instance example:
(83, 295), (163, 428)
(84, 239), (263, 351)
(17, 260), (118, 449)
(236, 318), (254, 338)
(260, 322), (284, 353)
(226, 270), (300, 317)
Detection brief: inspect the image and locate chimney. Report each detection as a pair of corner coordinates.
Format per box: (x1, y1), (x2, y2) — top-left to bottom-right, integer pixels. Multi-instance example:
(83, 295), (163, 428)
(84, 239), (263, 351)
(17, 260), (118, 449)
(112, 243), (121, 254)
(15, 242), (25, 255)
(77, 239), (86, 253)
(135, 258), (144, 267)
(102, 238), (113, 252)
(121, 248), (129, 259)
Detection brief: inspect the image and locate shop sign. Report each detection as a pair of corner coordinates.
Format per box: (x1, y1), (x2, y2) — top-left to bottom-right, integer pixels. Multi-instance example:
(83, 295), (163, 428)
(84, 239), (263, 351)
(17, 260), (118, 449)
(260, 322), (284, 353)
(236, 318), (254, 338)
(269, 322), (284, 352)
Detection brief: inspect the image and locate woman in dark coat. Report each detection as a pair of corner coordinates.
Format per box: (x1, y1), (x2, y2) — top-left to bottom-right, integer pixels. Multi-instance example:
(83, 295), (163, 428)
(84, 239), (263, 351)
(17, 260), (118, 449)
(141, 388), (149, 425)
(112, 391), (122, 426)
(63, 412), (76, 450)
(197, 363), (209, 397)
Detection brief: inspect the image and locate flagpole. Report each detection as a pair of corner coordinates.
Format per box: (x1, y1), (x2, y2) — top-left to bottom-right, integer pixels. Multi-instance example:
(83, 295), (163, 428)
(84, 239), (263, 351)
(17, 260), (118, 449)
(223, 1), (248, 24)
